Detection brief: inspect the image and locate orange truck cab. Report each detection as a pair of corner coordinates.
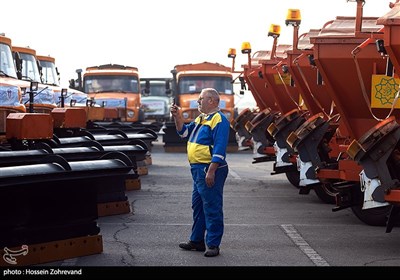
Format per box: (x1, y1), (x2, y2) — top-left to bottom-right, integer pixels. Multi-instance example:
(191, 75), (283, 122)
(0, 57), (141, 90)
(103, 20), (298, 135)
(37, 55), (87, 107)
(171, 61), (236, 122)
(12, 46), (56, 114)
(0, 34), (26, 134)
(75, 64), (144, 123)
(163, 61), (237, 151)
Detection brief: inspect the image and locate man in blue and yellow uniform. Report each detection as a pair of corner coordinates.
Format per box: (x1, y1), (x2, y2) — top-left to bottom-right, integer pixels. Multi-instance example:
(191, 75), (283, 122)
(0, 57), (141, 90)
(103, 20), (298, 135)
(170, 88), (229, 257)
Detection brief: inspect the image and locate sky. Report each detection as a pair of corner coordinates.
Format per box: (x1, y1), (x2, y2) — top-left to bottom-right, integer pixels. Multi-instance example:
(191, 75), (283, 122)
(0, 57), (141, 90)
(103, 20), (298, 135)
(1, 0), (393, 87)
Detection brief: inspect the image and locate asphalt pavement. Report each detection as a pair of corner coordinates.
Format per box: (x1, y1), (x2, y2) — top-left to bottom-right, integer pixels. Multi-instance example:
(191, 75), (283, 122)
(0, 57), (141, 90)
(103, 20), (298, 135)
(27, 138), (400, 277)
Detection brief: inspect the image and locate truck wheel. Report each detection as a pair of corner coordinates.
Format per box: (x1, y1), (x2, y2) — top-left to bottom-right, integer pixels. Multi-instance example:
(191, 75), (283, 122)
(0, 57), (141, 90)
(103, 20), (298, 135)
(351, 204), (390, 226)
(313, 183), (337, 204)
(285, 171), (300, 188)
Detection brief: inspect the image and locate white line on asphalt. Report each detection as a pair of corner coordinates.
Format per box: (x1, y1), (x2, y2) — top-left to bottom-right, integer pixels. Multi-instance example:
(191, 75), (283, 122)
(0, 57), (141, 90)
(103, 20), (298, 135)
(229, 169), (241, 179)
(280, 224), (330, 266)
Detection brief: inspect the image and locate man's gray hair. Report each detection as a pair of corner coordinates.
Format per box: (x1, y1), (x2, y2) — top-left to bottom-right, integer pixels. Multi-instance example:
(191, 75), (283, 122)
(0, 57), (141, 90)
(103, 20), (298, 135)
(201, 88), (220, 103)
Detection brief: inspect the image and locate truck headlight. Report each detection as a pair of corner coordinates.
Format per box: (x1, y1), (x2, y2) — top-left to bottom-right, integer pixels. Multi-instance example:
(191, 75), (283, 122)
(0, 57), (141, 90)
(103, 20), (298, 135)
(127, 110), (134, 118)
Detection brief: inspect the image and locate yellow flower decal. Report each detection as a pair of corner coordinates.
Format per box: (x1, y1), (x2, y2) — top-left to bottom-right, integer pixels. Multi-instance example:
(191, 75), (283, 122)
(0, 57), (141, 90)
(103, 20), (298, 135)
(374, 77), (399, 105)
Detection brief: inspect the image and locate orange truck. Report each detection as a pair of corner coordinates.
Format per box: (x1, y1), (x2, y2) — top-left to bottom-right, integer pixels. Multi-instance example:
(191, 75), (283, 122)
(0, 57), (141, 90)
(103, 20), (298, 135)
(0, 34), (26, 135)
(71, 64), (144, 123)
(37, 54), (87, 107)
(171, 61), (236, 121)
(12, 46), (57, 114)
(163, 61), (238, 151)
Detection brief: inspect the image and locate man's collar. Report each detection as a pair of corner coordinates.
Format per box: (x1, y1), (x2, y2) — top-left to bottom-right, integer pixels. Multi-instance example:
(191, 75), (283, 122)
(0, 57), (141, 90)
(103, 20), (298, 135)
(199, 107), (220, 119)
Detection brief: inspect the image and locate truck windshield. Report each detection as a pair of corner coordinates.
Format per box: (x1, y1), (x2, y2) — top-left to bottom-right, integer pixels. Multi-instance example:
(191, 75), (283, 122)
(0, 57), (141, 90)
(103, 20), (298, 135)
(19, 53), (41, 82)
(40, 60), (59, 86)
(0, 43), (17, 78)
(178, 76), (233, 95)
(84, 75), (139, 93)
(140, 81), (170, 97)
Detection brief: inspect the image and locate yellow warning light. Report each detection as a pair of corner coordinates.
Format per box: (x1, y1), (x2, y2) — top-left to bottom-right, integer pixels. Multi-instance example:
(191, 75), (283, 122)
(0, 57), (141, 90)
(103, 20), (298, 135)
(241, 42), (252, 54)
(268, 24), (281, 38)
(285, 9), (301, 26)
(228, 48), (237, 58)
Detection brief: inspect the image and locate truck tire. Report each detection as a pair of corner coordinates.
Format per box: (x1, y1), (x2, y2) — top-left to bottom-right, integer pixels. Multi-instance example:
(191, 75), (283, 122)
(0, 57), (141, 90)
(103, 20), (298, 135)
(313, 183), (337, 204)
(285, 171), (300, 188)
(351, 204), (390, 226)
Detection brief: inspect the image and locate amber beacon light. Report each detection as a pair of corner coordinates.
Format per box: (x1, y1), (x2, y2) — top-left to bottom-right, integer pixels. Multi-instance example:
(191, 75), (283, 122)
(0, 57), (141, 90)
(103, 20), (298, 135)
(285, 9), (301, 26)
(228, 48), (237, 58)
(268, 24), (281, 38)
(241, 42), (251, 54)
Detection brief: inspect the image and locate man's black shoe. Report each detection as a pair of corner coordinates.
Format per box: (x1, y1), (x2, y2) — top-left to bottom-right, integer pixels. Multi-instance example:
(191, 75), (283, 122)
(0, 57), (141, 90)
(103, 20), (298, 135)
(179, 241), (206, 252)
(204, 246), (220, 257)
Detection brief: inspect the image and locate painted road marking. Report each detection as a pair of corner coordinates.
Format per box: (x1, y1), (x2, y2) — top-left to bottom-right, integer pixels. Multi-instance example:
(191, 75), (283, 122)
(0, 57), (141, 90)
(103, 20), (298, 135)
(281, 224), (329, 266)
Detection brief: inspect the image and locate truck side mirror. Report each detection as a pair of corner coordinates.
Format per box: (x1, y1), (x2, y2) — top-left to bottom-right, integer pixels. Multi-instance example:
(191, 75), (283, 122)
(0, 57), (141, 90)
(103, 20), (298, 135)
(69, 79), (75, 89)
(142, 80), (150, 95)
(14, 51), (23, 80)
(141, 88), (150, 96)
(239, 76), (247, 91)
(165, 80), (172, 96)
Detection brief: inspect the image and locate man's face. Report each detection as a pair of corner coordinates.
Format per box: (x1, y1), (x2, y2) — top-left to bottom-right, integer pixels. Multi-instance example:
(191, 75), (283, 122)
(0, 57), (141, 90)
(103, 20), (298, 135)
(197, 93), (210, 114)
